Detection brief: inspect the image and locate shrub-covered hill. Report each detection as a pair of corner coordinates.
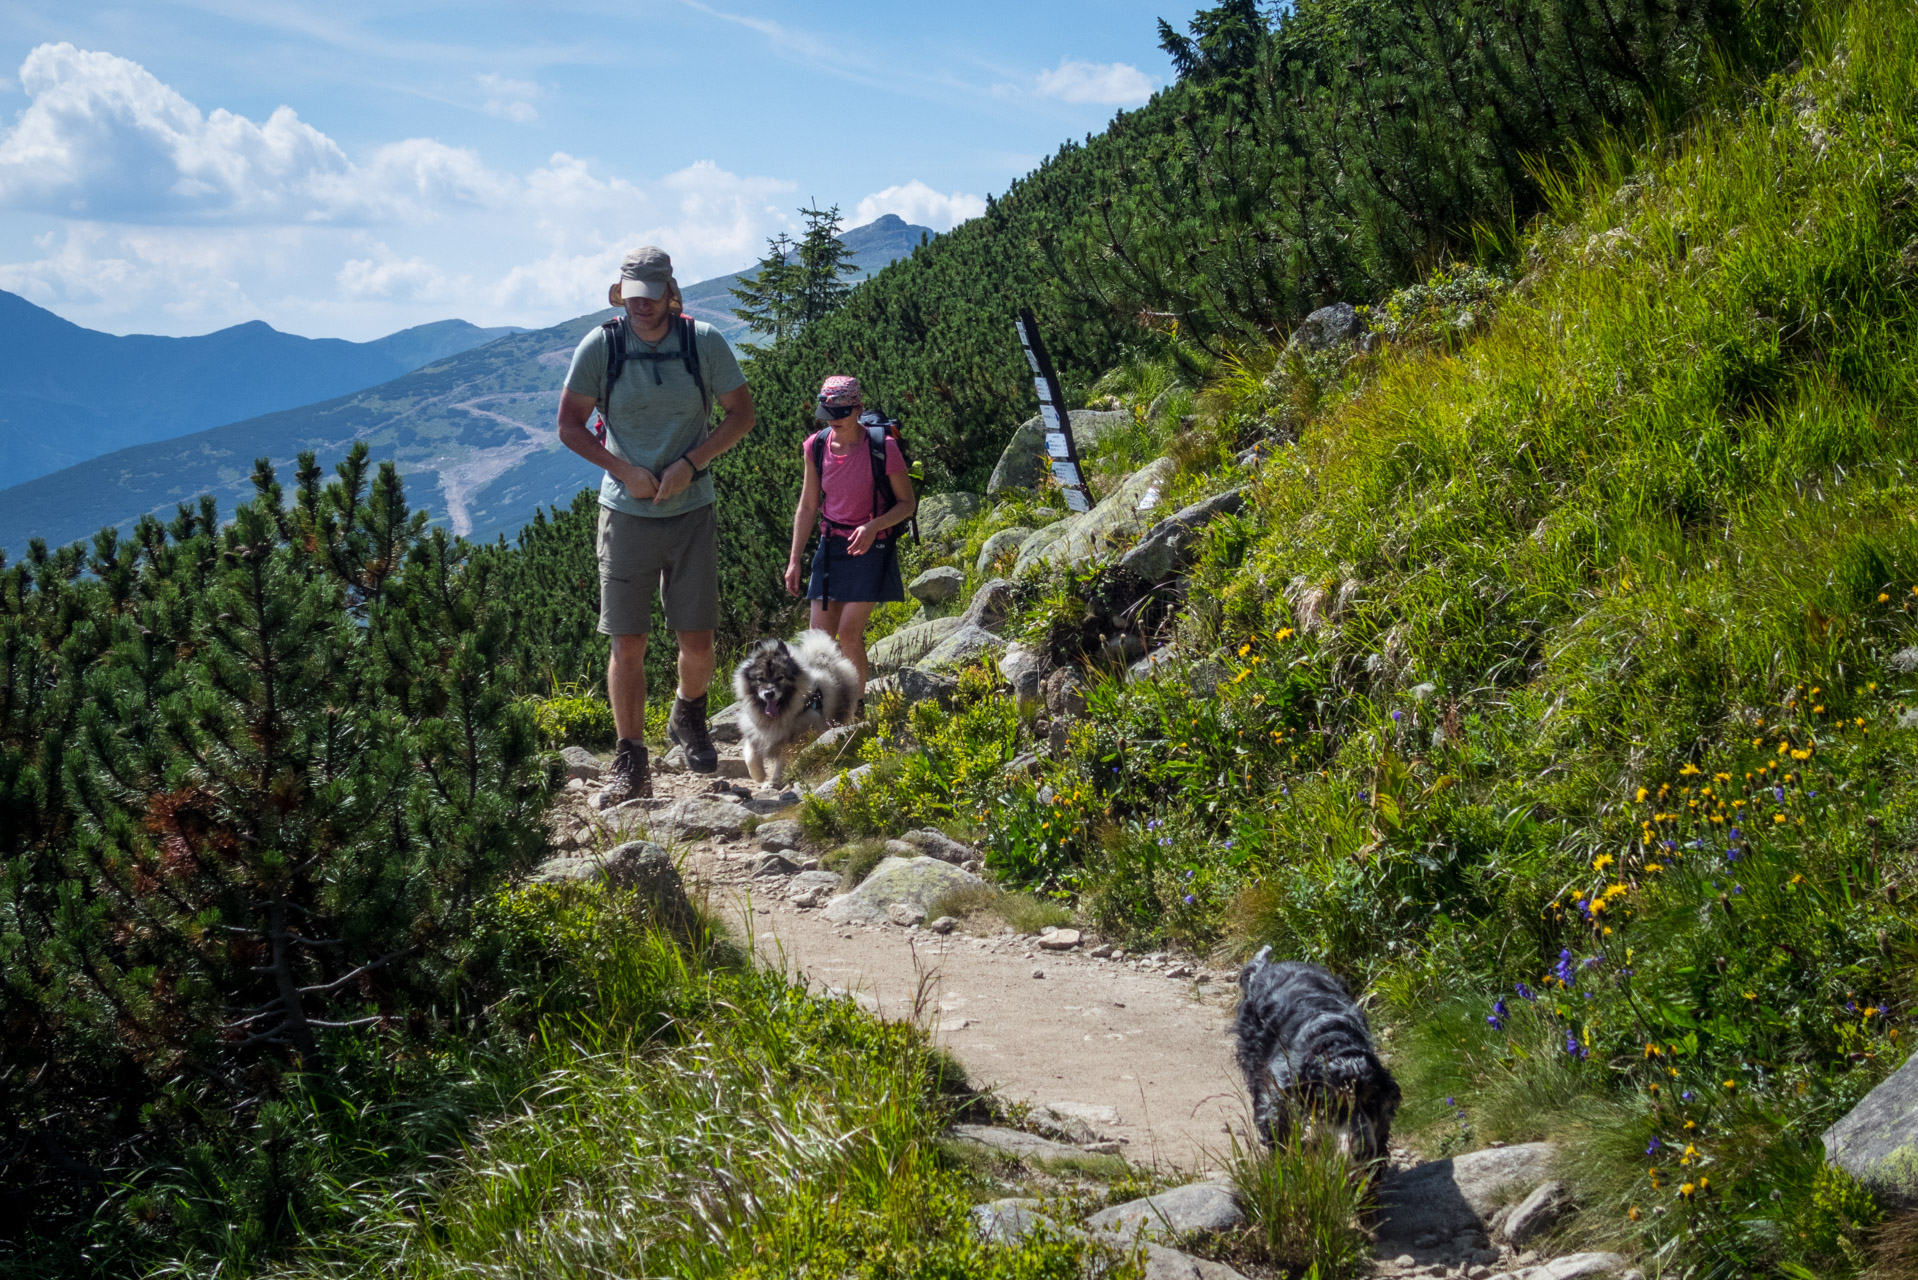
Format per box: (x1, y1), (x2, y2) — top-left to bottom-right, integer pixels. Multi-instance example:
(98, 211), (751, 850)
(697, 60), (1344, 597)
(804, 0), (1918, 1271)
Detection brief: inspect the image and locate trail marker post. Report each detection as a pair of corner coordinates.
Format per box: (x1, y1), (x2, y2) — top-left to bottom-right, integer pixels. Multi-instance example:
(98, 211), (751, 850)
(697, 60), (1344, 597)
(1015, 307), (1094, 513)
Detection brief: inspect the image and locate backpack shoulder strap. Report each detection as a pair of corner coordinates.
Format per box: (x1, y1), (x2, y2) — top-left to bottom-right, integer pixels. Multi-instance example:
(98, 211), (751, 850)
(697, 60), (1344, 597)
(679, 315), (707, 414)
(808, 428), (828, 477)
(866, 423), (895, 522)
(600, 317), (627, 402)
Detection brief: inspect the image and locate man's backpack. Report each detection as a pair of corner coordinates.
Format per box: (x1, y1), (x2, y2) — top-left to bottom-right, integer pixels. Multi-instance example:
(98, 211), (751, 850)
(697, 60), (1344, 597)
(593, 313), (707, 441)
(809, 411), (920, 544)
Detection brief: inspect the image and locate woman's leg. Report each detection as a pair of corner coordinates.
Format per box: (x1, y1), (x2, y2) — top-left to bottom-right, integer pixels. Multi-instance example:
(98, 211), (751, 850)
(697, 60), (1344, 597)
(811, 599), (845, 634)
(833, 601), (879, 690)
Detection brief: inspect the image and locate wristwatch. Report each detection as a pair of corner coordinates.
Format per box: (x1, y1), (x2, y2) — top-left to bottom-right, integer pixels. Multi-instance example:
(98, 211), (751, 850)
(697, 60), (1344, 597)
(679, 453), (709, 479)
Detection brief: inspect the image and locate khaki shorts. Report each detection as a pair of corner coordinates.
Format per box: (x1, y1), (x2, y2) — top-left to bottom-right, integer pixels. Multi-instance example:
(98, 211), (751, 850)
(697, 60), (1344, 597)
(596, 503), (719, 636)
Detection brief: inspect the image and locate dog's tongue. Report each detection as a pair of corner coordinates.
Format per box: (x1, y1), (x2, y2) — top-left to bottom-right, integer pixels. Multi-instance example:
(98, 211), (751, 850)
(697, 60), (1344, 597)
(760, 690), (782, 716)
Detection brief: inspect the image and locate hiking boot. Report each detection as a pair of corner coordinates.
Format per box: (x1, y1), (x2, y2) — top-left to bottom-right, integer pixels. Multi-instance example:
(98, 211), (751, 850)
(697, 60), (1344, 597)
(667, 693), (718, 774)
(602, 737), (652, 805)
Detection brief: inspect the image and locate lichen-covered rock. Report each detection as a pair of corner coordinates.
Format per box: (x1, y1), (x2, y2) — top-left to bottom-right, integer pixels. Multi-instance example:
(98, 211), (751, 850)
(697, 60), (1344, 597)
(971, 1199), (1061, 1246)
(918, 622), (1007, 671)
(1118, 488), (1245, 583)
(559, 745), (603, 780)
(1045, 668), (1088, 718)
(959, 578), (1018, 632)
(987, 410), (1133, 495)
(1087, 1181), (1244, 1241)
(653, 795), (755, 840)
(900, 828), (977, 864)
(908, 565), (966, 605)
(1014, 458), (1176, 575)
(949, 1124), (1086, 1161)
(532, 841), (695, 937)
(1290, 301), (1362, 351)
(811, 763), (874, 800)
(823, 855), (985, 925)
(977, 527), (1034, 576)
(894, 667), (958, 707)
(868, 616), (964, 676)
(917, 492), (984, 541)
(1000, 641), (1044, 702)
(757, 818), (804, 851)
(1824, 1049), (1918, 1203)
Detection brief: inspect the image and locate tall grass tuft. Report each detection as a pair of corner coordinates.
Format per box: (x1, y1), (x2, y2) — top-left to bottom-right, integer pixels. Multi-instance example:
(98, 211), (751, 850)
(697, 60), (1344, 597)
(1224, 1132), (1373, 1277)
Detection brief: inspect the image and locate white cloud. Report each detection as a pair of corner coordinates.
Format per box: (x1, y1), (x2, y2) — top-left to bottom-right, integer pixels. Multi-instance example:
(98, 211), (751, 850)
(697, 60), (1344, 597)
(1032, 58), (1156, 106)
(0, 43), (510, 224)
(477, 73), (538, 124)
(853, 181), (985, 234)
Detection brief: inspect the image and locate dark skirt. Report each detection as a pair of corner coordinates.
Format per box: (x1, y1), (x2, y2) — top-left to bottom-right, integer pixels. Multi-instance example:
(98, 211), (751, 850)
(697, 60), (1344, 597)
(807, 534), (905, 603)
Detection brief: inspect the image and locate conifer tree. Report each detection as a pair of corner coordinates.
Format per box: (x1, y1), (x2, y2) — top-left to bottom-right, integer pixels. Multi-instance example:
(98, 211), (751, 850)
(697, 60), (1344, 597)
(729, 232), (802, 353)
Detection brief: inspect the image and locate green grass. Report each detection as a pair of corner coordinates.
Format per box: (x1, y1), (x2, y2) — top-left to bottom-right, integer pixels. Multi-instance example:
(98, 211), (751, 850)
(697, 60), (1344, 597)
(926, 882), (1075, 935)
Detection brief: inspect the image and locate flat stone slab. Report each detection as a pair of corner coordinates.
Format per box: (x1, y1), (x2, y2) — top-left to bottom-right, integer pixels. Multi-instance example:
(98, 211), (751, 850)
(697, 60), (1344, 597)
(971, 1199), (1061, 1246)
(1531, 1253), (1630, 1279)
(900, 827), (977, 864)
(1086, 1181), (1244, 1241)
(652, 795), (754, 840)
(917, 622), (1007, 671)
(823, 856), (985, 926)
(1824, 1048), (1918, 1202)
(787, 870), (841, 897)
(1091, 1235), (1251, 1280)
(869, 616), (964, 676)
(757, 818), (804, 851)
(1038, 928), (1083, 951)
(739, 790), (801, 815)
(1014, 457), (1175, 575)
(949, 1124), (1087, 1162)
(1375, 1142), (1557, 1257)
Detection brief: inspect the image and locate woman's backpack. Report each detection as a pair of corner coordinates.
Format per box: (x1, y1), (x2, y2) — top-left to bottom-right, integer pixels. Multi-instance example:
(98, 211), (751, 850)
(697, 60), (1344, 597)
(809, 411), (919, 543)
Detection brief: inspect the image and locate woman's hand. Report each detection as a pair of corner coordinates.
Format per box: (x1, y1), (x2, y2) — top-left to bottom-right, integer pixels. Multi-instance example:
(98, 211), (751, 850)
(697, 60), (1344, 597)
(784, 559), (803, 596)
(847, 524), (877, 555)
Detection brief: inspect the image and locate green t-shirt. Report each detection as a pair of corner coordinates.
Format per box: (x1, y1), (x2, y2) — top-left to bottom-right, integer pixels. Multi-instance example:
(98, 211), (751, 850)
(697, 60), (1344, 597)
(565, 316), (747, 519)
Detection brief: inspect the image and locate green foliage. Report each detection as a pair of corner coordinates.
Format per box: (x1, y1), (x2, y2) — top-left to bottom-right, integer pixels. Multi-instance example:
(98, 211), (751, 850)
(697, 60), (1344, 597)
(531, 684), (618, 749)
(730, 203), (864, 356)
(1224, 1131), (1373, 1276)
(0, 444), (549, 1267)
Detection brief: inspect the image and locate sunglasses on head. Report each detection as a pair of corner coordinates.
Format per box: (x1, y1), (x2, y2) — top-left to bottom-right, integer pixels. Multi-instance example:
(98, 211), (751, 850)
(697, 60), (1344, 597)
(818, 402), (860, 420)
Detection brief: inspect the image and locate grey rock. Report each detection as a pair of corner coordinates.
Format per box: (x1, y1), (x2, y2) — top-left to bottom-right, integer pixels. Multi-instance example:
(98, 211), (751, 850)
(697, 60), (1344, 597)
(653, 795), (755, 841)
(895, 667), (959, 707)
(1013, 458), (1177, 575)
(1130, 646), (1178, 680)
(868, 616), (965, 676)
(887, 901), (927, 927)
(917, 491), (985, 542)
(1535, 1254), (1629, 1279)
(531, 841), (695, 937)
(977, 527), (1035, 576)
(757, 818), (805, 851)
(1374, 1143), (1558, 1257)
(788, 870), (841, 897)
(739, 790), (801, 815)
(900, 828), (977, 864)
(1006, 751), (1043, 776)
(559, 745), (603, 781)
(949, 1123), (1086, 1161)
(811, 764), (874, 801)
(1000, 641), (1045, 702)
(918, 623), (1007, 672)
(1038, 928), (1082, 951)
(1041, 1100), (1121, 1131)
(1090, 1235), (1251, 1280)
(792, 722), (871, 775)
(959, 578), (1018, 632)
(823, 856), (986, 926)
(1291, 301), (1362, 351)
(708, 700), (744, 743)
(751, 852), (798, 878)
(909, 565), (966, 606)
(1101, 632), (1146, 667)
(929, 915), (957, 934)
(658, 745), (689, 773)
(1088, 1181), (1245, 1241)
(1045, 668), (1088, 718)
(1118, 488), (1246, 583)
(717, 756), (750, 779)
(1824, 1048), (1918, 1203)
(987, 410), (1132, 495)
(1501, 1179), (1571, 1246)
(971, 1199), (1064, 1246)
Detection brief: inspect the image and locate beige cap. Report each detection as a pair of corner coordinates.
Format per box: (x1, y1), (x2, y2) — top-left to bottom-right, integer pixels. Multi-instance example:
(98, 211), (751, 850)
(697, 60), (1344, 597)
(618, 245), (673, 300)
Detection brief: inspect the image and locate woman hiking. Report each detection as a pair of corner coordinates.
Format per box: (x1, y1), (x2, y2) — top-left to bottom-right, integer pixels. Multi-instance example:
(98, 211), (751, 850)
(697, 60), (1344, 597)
(783, 375), (916, 700)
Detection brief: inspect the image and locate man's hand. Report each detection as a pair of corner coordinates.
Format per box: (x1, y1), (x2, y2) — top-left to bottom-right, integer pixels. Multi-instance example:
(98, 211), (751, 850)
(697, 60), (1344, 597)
(618, 461), (659, 500)
(784, 559), (803, 596)
(847, 524), (877, 555)
(654, 457), (695, 505)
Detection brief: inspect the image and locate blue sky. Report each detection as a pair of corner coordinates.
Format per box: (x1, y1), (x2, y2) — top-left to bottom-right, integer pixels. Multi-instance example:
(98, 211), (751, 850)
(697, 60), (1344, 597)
(0, 0), (1180, 340)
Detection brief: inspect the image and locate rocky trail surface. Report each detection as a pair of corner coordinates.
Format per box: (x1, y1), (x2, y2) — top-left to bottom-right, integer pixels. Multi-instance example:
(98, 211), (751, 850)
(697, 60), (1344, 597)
(535, 732), (1646, 1280)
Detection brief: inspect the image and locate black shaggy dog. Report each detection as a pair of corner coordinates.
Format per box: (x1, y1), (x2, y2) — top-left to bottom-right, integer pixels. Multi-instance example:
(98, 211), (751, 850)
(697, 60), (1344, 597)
(1234, 947), (1401, 1162)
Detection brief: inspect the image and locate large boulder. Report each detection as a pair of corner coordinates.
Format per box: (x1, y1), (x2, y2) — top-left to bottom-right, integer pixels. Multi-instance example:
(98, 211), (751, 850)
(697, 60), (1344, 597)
(1087, 1181), (1244, 1241)
(1118, 488), (1245, 583)
(900, 828), (978, 864)
(894, 667), (958, 707)
(1013, 458), (1176, 576)
(917, 623), (1007, 672)
(950, 1124), (1087, 1161)
(988, 410), (1133, 495)
(977, 527), (1035, 576)
(1824, 1051), (1918, 1203)
(908, 565), (965, 606)
(1374, 1142), (1558, 1258)
(917, 492), (984, 542)
(558, 746), (603, 781)
(823, 855), (985, 925)
(708, 700), (744, 743)
(1290, 301), (1362, 351)
(868, 616), (964, 676)
(531, 841), (697, 937)
(812, 763), (874, 800)
(959, 578), (1018, 632)
(999, 642), (1044, 703)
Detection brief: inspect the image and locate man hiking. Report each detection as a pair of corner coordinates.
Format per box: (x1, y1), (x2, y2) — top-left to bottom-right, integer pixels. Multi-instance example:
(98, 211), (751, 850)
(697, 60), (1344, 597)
(557, 245), (755, 803)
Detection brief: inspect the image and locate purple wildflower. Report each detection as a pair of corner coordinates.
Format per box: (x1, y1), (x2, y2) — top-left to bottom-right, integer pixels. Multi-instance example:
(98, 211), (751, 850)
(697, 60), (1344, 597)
(1487, 999), (1508, 1031)
(1515, 983), (1537, 1002)
(1646, 1137), (1663, 1155)
(1565, 1031), (1589, 1060)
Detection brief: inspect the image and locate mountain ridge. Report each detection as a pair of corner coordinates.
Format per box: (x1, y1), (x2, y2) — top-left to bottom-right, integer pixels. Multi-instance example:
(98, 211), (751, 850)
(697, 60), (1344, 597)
(0, 292), (522, 489)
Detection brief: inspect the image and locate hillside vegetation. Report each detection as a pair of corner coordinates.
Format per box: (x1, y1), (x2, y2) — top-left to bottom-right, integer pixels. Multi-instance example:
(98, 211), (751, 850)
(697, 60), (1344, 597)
(805, 0), (1918, 1272)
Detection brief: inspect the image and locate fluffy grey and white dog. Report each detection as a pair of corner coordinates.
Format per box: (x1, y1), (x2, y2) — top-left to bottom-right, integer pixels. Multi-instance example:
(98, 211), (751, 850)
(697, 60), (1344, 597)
(731, 630), (859, 787)
(1234, 947), (1401, 1163)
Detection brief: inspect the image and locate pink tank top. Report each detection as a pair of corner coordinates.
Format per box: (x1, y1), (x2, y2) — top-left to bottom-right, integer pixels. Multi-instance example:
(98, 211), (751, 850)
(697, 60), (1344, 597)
(809, 430), (906, 534)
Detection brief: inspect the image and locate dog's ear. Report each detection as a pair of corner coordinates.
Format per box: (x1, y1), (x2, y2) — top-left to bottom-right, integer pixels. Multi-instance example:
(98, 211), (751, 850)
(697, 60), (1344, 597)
(1240, 945), (1272, 990)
